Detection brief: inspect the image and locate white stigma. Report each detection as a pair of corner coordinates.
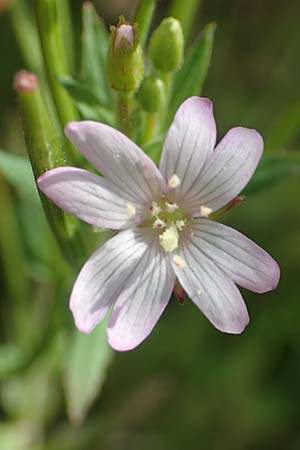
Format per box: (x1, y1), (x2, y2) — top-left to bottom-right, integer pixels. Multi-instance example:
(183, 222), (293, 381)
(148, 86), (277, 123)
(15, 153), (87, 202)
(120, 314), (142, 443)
(159, 225), (179, 252)
(168, 174), (181, 189)
(126, 203), (136, 219)
(200, 206), (213, 217)
(166, 202), (178, 213)
(173, 254), (186, 268)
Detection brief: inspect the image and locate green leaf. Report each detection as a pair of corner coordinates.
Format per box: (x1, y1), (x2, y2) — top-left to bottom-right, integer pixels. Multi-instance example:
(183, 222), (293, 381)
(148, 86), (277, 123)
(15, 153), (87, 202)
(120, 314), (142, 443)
(243, 154), (300, 196)
(0, 150), (39, 205)
(165, 22), (216, 128)
(64, 319), (114, 425)
(58, 76), (115, 125)
(81, 2), (112, 108)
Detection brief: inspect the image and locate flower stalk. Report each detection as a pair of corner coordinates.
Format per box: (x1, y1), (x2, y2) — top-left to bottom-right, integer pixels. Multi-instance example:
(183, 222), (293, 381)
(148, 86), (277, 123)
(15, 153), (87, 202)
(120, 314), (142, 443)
(133, 0), (157, 48)
(36, 0), (79, 160)
(14, 71), (85, 268)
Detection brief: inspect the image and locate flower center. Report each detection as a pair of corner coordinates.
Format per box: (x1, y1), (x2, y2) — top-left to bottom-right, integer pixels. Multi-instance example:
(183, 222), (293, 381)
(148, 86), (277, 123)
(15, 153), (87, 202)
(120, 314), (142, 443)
(150, 200), (187, 252)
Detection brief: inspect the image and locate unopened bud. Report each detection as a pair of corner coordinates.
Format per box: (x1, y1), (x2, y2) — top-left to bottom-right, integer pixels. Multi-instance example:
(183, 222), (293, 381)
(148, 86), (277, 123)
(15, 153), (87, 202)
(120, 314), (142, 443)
(14, 71), (39, 93)
(149, 17), (184, 73)
(107, 19), (144, 92)
(138, 75), (165, 113)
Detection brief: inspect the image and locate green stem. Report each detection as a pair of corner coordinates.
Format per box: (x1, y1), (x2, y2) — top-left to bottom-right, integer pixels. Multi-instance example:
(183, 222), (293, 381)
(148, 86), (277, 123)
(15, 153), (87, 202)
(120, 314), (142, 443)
(158, 72), (171, 132)
(140, 113), (158, 145)
(36, 0), (79, 160)
(15, 72), (85, 269)
(57, 0), (75, 74)
(118, 92), (135, 138)
(133, 0), (157, 48)
(168, 0), (202, 41)
(9, 0), (43, 75)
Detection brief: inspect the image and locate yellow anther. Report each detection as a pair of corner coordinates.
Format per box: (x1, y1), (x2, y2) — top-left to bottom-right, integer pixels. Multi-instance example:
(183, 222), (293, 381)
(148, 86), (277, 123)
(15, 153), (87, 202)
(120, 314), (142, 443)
(159, 225), (179, 252)
(168, 174), (181, 188)
(200, 206), (213, 217)
(126, 203), (136, 219)
(173, 254), (186, 268)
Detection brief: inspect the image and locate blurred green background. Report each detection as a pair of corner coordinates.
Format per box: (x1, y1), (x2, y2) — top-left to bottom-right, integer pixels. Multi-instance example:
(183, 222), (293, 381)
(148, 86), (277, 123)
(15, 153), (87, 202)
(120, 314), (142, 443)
(1, 0), (300, 449)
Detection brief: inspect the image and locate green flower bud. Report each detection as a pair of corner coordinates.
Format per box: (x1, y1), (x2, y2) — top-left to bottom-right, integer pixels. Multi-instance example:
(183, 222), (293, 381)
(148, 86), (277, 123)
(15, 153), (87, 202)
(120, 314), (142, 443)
(149, 17), (184, 73)
(14, 70), (85, 268)
(107, 20), (144, 92)
(138, 74), (165, 113)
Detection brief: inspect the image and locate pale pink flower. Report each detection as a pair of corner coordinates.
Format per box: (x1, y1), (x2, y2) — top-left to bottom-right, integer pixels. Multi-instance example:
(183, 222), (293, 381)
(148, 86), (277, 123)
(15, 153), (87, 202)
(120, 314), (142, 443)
(38, 97), (280, 351)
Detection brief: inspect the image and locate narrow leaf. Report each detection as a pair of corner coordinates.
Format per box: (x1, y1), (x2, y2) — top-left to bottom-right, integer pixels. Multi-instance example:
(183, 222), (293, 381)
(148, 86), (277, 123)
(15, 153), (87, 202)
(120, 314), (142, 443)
(64, 318), (114, 425)
(58, 76), (115, 125)
(165, 22), (216, 128)
(81, 2), (112, 107)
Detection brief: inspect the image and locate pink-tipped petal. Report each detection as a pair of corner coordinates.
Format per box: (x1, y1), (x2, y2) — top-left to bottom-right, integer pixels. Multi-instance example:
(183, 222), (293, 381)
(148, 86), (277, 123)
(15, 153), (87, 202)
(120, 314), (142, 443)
(38, 167), (146, 229)
(159, 97), (216, 201)
(189, 219), (280, 293)
(107, 236), (175, 351)
(65, 121), (166, 205)
(182, 127), (263, 214)
(70, 229), (151, 333)
(172, 232), (249, 334)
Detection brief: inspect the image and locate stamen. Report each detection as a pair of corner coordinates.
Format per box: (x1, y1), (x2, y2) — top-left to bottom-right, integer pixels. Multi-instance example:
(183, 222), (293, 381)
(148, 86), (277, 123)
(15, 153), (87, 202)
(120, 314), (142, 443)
(173, 254), (186, 268)
(166, 202), (178, 213)
(126, 203), (136, 219)
(200, 206), (212, 217)
(159, 225), (179, 252)
(175, 220), (186, 231)
(153, 217), (166, 229)
(151, 201), (161, 217)
(168, 174), (181, 188)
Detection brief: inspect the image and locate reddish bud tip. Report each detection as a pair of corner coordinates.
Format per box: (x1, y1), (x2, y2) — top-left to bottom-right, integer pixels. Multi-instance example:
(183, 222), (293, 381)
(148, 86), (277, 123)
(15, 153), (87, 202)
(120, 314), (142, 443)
(173, 280), (185, 305)
(14, 71), (39, 93)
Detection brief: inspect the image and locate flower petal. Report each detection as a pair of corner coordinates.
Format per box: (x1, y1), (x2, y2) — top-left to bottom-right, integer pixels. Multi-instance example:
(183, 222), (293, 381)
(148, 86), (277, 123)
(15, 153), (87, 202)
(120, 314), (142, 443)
(189, 219), (280, 293)
(159, 97), (216, 201)
(182, 127), (263, 214)
(38, 167), (146, 229)
(70, 229), (151, 333)
(107, 233), (175, 351)
(172, 231), (249, 333)
(65, 121), (166, 205)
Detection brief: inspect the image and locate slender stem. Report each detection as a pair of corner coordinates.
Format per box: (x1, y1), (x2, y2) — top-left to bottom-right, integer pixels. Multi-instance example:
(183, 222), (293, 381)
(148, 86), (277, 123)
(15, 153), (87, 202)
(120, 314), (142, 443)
(158, 72), (171, 132)
(118, 92), (135, 138)
(133, 0), (157, 48)
(36, 0), (79, 161)
(57, 0), (75, 74)
(15, 72), (85, 269)
(140, 113), (157, 145)
(168, 0), (202, 41)
(9, 0), (43, 75)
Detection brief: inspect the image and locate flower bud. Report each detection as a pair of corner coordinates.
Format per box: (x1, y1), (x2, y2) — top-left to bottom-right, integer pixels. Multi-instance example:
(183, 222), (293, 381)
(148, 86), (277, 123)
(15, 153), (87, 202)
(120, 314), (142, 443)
(14, 70), (84, 267)
(107, 20), (144, 92)
(138, 74), (165, 113)
(149, 17), (184, 73)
